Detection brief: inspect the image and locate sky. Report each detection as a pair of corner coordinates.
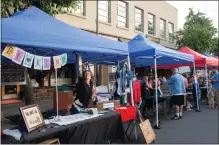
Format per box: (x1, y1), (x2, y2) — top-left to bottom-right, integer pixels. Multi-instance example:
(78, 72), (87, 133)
(166, 1), (218, 32)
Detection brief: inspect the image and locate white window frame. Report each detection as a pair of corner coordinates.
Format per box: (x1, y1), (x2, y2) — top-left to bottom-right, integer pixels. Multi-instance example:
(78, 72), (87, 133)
(117, 0), (128, 28)
(160, 18), (166, 39)
(168, 22), (174, 41)
(135, 7), (144, 32)
(98, 0), (111, 23)
(71, 0), (85, 16)
(148, 13), (155, 36)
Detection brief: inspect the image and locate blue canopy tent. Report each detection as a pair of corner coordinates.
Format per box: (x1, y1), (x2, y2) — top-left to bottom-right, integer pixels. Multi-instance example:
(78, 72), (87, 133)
(2, 7), (134, 120)
(128, 35), (194, 67)
(1, 6), (128, 64)
(128, 34), (195, 128)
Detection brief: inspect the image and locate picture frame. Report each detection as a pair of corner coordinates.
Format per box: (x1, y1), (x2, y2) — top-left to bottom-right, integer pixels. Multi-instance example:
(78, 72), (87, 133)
(20, 104), (45, 132)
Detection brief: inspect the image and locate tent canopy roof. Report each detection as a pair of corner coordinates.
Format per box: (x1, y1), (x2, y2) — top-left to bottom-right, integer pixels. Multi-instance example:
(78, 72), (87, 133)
(179, 46), (218, 67)
(128, 35), (194, 67)
(2, 6), (128, 64)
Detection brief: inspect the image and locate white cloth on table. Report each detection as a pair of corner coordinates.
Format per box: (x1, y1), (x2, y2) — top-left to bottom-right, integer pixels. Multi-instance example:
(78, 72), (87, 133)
(3, 129), (22, 140)
(47, 113), (102, 126)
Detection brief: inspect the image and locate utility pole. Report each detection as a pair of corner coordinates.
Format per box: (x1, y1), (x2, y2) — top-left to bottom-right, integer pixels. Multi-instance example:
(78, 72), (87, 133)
(95, 0), (103, 86)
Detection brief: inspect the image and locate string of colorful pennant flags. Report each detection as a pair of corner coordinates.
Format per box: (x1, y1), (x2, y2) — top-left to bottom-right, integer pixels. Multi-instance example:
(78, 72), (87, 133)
(2, 45), (67, 70)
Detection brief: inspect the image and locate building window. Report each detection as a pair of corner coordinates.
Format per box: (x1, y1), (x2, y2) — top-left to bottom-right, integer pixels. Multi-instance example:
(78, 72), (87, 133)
(117, 0), (128, 28)
(98, 0), (110, 22)
(148, 13), (155, 36)
(135, 7), (143, 32)
(72, 0), (85, 15)
(168, 22), (174, 41)
(160, 19), (166, 39)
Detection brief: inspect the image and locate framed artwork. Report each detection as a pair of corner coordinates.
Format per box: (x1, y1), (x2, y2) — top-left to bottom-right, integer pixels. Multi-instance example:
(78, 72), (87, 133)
(20, 104), (45, 132)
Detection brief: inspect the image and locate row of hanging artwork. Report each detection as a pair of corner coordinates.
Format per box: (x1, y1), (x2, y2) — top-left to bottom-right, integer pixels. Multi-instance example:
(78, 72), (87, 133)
(2, 45), (67, 70)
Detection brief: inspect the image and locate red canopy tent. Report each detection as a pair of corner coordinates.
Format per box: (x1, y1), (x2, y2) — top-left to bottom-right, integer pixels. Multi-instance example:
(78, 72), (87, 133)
(215, 56), (219, 59)
(154, 46), (218, 69)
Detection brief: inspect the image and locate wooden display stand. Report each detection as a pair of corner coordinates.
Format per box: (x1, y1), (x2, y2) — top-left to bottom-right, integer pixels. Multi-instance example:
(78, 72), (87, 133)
(40, 138), (60, 144)
(53, 91), (73, 111)
(1, 85), (20, 100)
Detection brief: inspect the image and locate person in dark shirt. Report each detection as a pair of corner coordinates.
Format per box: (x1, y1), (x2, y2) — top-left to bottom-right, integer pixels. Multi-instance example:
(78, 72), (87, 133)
(71, 70), (95, 114)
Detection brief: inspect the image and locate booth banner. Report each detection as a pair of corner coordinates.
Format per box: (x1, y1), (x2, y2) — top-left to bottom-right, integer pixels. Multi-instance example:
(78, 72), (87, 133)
(23, 52), (35, 68)
(43, 57), (51, 70)
(2, 45), (17, 59)
(60, 53), (67, 66)
(53, 56), (61, 69)
(12, 47), (25, 65)
(34, 55), (43, 70)
(2, 45), (68, 69)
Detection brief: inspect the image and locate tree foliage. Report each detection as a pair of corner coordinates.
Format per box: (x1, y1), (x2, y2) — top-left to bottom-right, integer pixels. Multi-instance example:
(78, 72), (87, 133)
(175, 8), (218, 53)
(1, 0), (79, 18)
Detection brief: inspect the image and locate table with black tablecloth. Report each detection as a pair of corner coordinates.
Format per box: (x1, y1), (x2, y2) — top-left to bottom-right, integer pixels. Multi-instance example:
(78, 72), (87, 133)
(2, 112), (125, 144)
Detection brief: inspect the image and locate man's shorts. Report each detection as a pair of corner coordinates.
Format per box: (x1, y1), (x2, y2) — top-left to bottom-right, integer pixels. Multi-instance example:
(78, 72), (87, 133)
(172, 95), (184, 106)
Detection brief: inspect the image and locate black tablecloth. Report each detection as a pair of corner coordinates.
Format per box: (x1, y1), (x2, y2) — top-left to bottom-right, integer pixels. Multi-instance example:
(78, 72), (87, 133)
(2, 112), (125, 144)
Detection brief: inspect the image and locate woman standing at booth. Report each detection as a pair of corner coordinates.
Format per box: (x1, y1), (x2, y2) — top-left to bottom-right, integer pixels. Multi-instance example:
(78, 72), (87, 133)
(72, 70), (96, 114)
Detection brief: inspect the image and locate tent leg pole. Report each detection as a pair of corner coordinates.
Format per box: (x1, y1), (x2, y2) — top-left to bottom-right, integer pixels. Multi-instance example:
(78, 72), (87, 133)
(54, 69), (60, 121)
(127, 55), (137, 140)
(153, 55), (161, 129)
(193, 63), (200, 112)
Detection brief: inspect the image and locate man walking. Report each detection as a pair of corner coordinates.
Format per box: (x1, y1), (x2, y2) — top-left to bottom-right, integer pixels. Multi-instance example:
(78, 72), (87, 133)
(212, 67), (219, 108)
(162, 68), (186, 120)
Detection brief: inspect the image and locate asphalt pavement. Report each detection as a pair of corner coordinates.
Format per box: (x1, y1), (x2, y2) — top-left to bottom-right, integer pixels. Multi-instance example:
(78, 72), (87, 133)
(126, 104), (218, 144)
(1, 100), (218, 144)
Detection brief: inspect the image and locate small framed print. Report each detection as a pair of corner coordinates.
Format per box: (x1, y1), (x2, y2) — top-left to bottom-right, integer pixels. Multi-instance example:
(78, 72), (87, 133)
(20, 104), (45, 132)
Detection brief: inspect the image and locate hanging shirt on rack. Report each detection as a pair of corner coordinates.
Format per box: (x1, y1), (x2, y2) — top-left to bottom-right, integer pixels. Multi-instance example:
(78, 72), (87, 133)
(130, 80), (141, 105)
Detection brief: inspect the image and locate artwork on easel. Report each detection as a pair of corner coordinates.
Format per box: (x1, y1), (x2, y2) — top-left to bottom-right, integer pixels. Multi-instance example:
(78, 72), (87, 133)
(20, 104), (45, 132)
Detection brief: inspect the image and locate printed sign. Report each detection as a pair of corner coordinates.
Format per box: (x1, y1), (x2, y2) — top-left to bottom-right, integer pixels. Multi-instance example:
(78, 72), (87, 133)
(23, 52), (35, 68)
(34, 55), (43, 70)
(12, 48), (25, 65)
(43, 57), (51, 70)
(20, 104), (45, 132)
(2, 45), (17, 59)
(103, 102), (114, 109)
(109, 73), (116, 83)
(60, 53), (67, 66)
(53, 56), (61, 69)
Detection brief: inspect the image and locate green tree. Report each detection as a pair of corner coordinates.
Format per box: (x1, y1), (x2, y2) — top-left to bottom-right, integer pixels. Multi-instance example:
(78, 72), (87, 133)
(1, 0), (79, 18)
(175, 8), (218, 53)
(1, 0), (79, 105)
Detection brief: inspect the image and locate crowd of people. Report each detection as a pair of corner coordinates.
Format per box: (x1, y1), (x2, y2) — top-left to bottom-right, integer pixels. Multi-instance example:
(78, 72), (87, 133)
(139, 67), (219, 120)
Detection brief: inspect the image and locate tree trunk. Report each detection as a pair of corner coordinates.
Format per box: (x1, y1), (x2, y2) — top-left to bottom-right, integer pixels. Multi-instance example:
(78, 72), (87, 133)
(24, 68), (34, 105)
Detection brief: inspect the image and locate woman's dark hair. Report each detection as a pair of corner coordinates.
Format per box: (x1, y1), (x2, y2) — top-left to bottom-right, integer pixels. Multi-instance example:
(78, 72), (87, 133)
(82, 70), (94, 83)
